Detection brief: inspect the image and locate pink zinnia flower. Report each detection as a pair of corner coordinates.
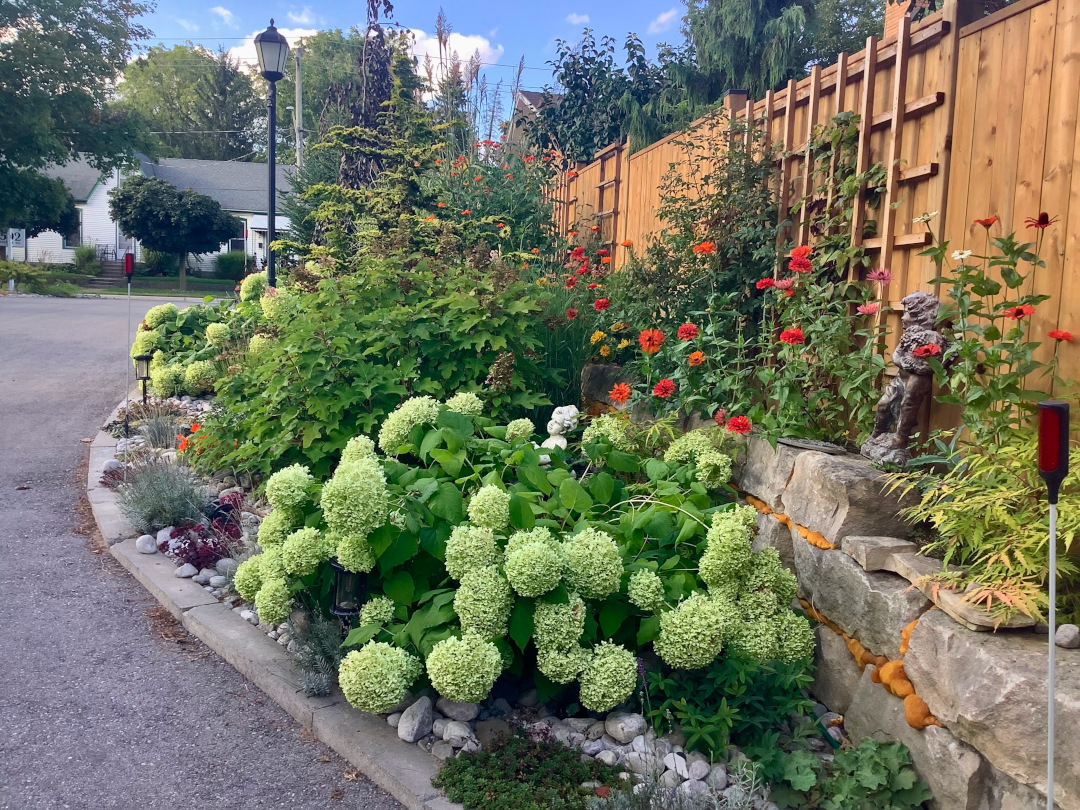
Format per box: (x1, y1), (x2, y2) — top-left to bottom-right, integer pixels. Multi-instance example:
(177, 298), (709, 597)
(867, 267), (893, 285)
(857, 303), (880, 316)
(775, 278), (794, 290)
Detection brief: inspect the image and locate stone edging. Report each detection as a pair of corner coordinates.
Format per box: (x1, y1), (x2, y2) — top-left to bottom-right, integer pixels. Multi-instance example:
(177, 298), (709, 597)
(87, 414), (455, 810)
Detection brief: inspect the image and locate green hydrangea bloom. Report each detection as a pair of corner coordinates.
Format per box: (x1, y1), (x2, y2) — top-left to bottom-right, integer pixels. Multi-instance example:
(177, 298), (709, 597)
(339, 642), (421, 713)
(726, 616), (780, 662)
(454, 565), (513, 638)
(151, 364), (186, 397)
(377, 396), (441, 454)
(628, 569), (666, 611)
(537, 644), (590, 684)
(775, 611), (815, 663)
(746, 547), (798, 608)
(248, 335), (272, 355)
(257, 508), (296, 548)
(467, 485), (511, 531)
(505, 527), (558, 556)
(337, 534), (376, 573)
(699, 509), (755, 589)
(738, 590), (779, 623)
(579, 642), (638, 712)
(663, 431), (716, 465)
(533, 594), (586, 652)
(233, 556), (264, 601)
(150, 349), (167, 370)
(445, 525), (501, 581)
(340, 436), (377, 466)
(695, 449), (733, 488)
(581, 413), (634, 452)
(254, 578), (292, 626)
(131, 328), (162, 359)
(205, 322), (228, 347)
(260, 546), (286, 579)
(281, 527), (326, 576)
(505, 541), (564, 597)
(239, 271), (268, 302)
(143, 302), (178, 330)
(260, 288), (299, 324)
(426, 633), (503, 703)
(265, 464), (315, 511)
(183, 360), (217, 396)
(445, 391), (484, 417)
(563, 528), (623, 599)
(359, 596), (396, 626)
(504, 418), (535, 443)
(654, 592), (727, 669)
(320, 457), (388, 538)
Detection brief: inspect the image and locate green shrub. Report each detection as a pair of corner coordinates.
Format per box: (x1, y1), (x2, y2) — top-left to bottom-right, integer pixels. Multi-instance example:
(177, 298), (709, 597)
(72, 245), (101, 276)
(432, 732), (618, 810)
(115, 457), (210, 532)
(213, 250), (250, 281)
(141, 248), (179, 276)
(0, 260), (49, 293)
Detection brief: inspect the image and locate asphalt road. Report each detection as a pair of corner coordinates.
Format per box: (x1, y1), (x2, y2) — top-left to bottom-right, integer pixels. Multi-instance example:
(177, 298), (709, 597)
(0, 295), (401, 810)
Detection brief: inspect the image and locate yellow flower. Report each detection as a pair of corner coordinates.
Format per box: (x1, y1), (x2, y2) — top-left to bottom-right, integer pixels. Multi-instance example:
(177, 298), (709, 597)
(611, 322), (629, 332)
(536, 278), (548, 287)
(599, 345), (611, 357)
(617, 339), (632, 350)
(590, 330), (606, 344)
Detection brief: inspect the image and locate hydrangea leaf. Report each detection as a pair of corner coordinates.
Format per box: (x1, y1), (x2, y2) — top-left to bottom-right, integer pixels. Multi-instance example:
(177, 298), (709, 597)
(606, 451), (640, 473)
(508, 494), (535, 530)
(384, 570), (415, 604)
(419, 428), (443, 460)
(516, 464), (552, 495)
(645, 459), (670, 481)
(377, 531), (419, 573)
(636, 614), (661, 645)
(598, 601), (631, 637)
(429, 482), (464, 523)
(508, 597), (535, 652)
(558, 478), (593, 513)
(588, 472), (615, 504)
(430, 448), (465, 477)
(436, 409), (474, 437)
(439, 427), (465, 453)
(342, 624), (380, 648)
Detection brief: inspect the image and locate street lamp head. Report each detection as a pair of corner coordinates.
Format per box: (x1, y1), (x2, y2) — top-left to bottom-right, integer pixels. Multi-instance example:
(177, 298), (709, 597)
(254, 19), (289, 83)
(133, 355), (152, 382)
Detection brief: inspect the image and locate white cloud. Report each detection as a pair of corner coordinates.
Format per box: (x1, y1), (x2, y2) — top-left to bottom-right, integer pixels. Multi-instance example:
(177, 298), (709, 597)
(647, 7), (679, 34)
(287, 6), (316, 25)
(229, 27), (319, 69)
(566, 13), (590, 24)
(410, 28), (505, 80)
(210, 6), (237, 26)
(176, 18), (199, 31)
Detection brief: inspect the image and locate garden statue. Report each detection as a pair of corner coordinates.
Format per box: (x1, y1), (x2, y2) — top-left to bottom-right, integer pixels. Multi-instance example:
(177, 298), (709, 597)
(861, 291), (951, 467)
(541, 405), (580, 452)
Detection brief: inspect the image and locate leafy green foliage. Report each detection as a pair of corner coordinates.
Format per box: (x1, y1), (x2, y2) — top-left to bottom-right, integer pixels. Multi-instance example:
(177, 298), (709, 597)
(213, 251), (250, 281)
(115, 457), (211, 533)
(72, 246), (102, 276)
(432, 732), (619, 810)
(644, 655), (815, 755)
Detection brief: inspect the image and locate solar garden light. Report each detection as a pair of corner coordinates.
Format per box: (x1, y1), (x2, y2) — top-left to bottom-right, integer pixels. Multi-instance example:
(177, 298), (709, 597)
(133, 354), (152, 406)
(1037, 399), (1068, 809)
(254, 20), (289, 288)
(329, 558), (367, 635)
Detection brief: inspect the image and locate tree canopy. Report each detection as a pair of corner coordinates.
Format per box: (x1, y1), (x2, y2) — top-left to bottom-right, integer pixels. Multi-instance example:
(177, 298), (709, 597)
(0, 0), (154, 234)
(118, 45), (262, 161)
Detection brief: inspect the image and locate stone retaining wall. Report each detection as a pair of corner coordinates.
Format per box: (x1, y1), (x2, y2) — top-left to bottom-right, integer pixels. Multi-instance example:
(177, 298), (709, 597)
(736, 438), (1077, 810)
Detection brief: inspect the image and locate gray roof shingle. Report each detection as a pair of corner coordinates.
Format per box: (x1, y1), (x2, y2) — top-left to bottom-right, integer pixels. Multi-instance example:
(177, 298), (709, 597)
(42, 159), (106, 203)
(139, 157), (292, 213)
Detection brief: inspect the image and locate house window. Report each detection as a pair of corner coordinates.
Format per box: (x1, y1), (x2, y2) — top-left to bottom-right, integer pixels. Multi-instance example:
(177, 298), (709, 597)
(62, 209), (82, 249)
(229, 220), (246, 253)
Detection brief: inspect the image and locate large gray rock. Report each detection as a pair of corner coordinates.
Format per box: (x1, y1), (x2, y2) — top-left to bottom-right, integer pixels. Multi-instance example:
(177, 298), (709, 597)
(135, 534), (157, 554)
(810, 625), (863, 714)
(736, 438), (807, 511)
(625, 752), (662, 775)
(846, 668), (987, 810)
(905, 609), (1080, 808)
(397, 696), (434, 743)
(581, 363), (633, 409)
(792, 528), (930, 660)
(1058, 624), (1080, 649)
(605, 712), (647, 744)
(979, 760), (1062, 810)
(752, 512), (795, 572)
(781, 451), (912, 543)
(436, 697), (479, 722)
(841, 536), (919, 571)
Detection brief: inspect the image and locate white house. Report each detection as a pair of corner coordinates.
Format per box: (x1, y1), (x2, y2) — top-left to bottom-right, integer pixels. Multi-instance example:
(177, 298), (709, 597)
(26, 156), (291, 273)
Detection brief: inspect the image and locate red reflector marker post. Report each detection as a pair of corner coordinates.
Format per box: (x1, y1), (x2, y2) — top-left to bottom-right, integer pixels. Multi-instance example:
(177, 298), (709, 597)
(1038, 400), (1068, 810)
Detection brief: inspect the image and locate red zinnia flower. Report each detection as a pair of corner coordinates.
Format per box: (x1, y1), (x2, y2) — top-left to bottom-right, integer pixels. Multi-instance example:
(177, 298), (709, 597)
(1004, 304), (1035, 319)
(565, 276), (578, 289)
(790, 245), (811, 260)
(531, 247), (540, 254)
(569, 231), (579, 237)
(784, 290), (795, 298)
(609, 383), (632, 404)
(1026, 212), (1058, 230)
(639, 328), (665, 354)
(597, 249), (609, 256)
(713, 408), (728, 426)
(594, 298), (610, 312)
(756, 278), (775, 290)
(913, 343), (941, 358)
(788, 256), (812, 273)
(779, 328), (805, 345)
(587, 282), (599, 290)
(726, 416), (752, 434)
(973, 216), (999, 228)
(437, 202), (447, 208)
(565, 308), (579, 320)
(677, 323), (699, 341)
(567, 170), (578, 178)
(693, 241), (716, 255)
(462, 209), (472, 215)
(857, 303), (880, 316)
(688, 350), (706, 367)
(1049, 329), (1073, 342)
(474, 176), (482, 182)
(592, 225), (602, 232)
(653, 379), (676, 398)
(523, 155), (535, 162)
(570, 246), (586, 260)
(575, 266), (589, 276)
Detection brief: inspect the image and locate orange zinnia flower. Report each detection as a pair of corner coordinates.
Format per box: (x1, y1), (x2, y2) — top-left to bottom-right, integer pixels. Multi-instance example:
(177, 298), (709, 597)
(601, 256), (612, 264)
(688, 350), (706, 367)
(1049, 330), (1073, 341)
(609, 383), (632, 404)
(620, 240), (633, 247)
(973, 216), (999, 228)
(639, 328), (665, 354)
(693, 241), (716, 255)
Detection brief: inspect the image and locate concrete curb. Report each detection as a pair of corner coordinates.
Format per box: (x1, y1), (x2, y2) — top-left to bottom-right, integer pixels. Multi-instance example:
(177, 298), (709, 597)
(90, 412), (451, 810)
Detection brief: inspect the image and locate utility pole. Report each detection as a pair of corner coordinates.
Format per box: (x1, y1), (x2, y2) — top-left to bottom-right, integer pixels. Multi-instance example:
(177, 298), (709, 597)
(294, 46), (304, 169)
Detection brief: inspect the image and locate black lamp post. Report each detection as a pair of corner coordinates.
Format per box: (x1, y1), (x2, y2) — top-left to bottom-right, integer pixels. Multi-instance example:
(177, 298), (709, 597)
(329, 558), (367, 634)
(254, 20), (289, 289)
(133, 354), (152, 405)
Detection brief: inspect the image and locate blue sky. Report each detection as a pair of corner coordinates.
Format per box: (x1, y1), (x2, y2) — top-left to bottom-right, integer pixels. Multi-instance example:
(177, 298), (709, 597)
(138, 0), (686, 101)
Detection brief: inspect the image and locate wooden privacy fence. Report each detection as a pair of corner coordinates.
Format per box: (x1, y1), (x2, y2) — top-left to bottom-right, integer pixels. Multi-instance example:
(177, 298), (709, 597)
(553, 0), (1080, 422)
